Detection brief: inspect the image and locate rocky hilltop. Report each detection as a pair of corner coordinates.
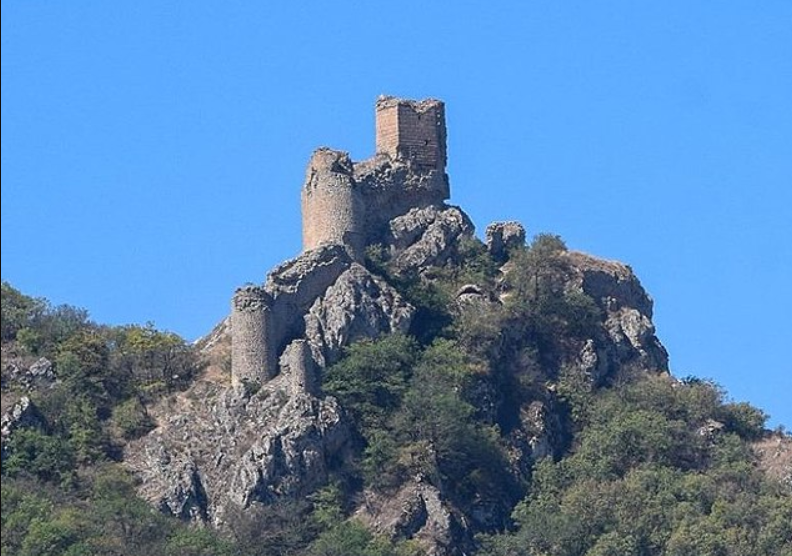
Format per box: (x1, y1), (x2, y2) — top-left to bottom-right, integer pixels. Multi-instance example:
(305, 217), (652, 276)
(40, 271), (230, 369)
(124, 97), (673, 554)
(3, 97), (789, 556)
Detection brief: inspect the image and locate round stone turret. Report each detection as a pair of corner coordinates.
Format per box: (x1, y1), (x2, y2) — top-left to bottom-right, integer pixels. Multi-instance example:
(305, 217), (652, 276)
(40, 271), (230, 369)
(301, 148), (365, 256)
(231, 285), (275, 387)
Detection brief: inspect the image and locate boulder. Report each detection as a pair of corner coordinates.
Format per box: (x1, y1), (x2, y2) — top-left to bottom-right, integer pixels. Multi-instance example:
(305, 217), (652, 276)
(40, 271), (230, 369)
(485, 221), (526, 261)
(388, 206), (475, 273)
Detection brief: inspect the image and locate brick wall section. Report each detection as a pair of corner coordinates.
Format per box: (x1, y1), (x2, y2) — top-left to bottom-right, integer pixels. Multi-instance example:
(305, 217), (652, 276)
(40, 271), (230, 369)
(375, 97), (446, 171)
(230, 286), (275, 386)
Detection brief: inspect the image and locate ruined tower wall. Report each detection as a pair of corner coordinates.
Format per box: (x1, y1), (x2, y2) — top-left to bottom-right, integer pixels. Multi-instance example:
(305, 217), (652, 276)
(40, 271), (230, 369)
(375, 97), (447, 171)
(280, 339), (319, 397)
(230, 286), (275, 386)
(301, 149), (365, 255)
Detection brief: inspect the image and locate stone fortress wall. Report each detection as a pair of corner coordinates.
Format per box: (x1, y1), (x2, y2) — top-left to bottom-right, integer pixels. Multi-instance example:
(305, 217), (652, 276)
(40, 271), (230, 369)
(233, 96), (450, 386)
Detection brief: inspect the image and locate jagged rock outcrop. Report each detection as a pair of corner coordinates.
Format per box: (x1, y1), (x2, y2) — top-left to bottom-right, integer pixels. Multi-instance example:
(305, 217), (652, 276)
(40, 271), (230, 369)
(456, 284), (496, 307)
(355, 478), (459, 556)
(128, 97), (677, 556)
(387, 205), (475, 273)
(2, 355), (56, 391)
(485, 221), (526, 261)
(566, 250), (669, 379)
(305, 263), (415, 367)
(131, 227), (672, 555)
(128, 250), (423, 527)
(265, 244), (354, 349)
(125, 375), (349, 526)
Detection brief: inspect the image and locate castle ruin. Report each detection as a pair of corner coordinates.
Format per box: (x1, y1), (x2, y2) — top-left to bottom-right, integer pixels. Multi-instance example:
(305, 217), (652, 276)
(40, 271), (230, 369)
(231, 96), (451, 387)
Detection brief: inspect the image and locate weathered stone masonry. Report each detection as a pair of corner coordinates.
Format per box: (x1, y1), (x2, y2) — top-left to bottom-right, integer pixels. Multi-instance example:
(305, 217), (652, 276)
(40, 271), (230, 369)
(230, 286), (274, 387)
(233, 96), (450, 386)
(375, 96), (446, 171)
(301, 96), (449, 255)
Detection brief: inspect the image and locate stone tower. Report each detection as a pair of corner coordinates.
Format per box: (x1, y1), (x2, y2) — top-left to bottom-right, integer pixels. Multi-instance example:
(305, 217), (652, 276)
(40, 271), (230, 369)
(375, 96), (447, 171)
(230, 285), (275, 386)
(301, 149), (365, 255)
(301, 96), (449, 255)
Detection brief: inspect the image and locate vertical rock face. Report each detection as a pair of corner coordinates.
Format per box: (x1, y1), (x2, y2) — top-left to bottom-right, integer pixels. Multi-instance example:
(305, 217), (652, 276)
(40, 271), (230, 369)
(387, 205), (475, 272)
(355, 479), (458, 556)
(566, 251), (669, 376)
(304, 263), (415, 367)
(126, 377), (350, 526)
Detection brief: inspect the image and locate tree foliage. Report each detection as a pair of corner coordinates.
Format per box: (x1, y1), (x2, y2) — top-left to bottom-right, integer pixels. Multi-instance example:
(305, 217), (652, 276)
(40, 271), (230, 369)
(3, 225), (790, 556)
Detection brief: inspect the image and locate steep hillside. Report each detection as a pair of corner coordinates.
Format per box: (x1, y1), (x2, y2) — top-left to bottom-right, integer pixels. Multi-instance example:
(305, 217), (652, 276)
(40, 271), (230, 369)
(2, 97), (790, 556)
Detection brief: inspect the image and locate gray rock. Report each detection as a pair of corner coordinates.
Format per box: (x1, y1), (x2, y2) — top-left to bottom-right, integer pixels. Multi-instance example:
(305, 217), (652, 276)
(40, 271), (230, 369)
(305, 263), (415, 367)
(125, 377), (350, 527)
(4, 357), (56, 391)
(388, 205), (475, 273)
(485, 221), (526, 261)
(355, 479), (456, 556)
(456, 284), (497, 307)
(566, 250), (669, 376)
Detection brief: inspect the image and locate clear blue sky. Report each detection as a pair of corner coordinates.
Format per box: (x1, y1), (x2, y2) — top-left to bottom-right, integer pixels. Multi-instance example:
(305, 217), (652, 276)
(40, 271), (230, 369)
(2, 3), (790, 427)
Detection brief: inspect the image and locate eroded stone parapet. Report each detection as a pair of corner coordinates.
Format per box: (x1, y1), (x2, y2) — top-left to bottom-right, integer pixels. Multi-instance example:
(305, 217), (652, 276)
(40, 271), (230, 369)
(280, 339), (319, 397)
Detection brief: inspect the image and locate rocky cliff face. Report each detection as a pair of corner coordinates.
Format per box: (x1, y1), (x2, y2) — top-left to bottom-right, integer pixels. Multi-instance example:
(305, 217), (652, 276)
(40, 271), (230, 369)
(125, 376), (348, 526)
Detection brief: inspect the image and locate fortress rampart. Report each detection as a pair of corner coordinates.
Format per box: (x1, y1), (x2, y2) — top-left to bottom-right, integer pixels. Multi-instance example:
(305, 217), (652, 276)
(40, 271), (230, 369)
(301, 149), (365, 256)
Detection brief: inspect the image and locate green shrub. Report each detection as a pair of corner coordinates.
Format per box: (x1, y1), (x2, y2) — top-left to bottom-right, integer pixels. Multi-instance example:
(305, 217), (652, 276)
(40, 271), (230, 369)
(4, 428), (75, 484)
(111, 397), (155, 439)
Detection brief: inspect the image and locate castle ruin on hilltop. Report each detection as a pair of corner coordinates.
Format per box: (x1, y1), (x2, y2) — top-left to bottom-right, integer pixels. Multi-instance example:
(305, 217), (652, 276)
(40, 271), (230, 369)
(301, 97), (449, 255)
(231, 97), (454, 387)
